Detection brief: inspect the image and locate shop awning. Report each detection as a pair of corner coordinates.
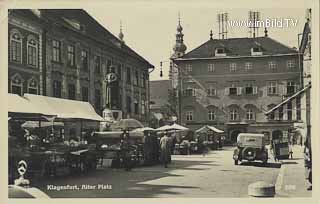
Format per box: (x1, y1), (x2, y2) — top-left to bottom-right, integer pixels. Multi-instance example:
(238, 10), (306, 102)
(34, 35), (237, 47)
(8, 93), (56, 119)
(265, 84), (311, 115)
(24, 94), (104, 121)
(195, 125), (224, 133)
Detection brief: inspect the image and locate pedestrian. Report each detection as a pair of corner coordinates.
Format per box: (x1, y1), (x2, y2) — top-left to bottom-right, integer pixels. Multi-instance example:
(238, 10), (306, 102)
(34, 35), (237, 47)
(304, 135), (312, 190)
(160, 133), (171, 168)
(289, 137), (293, 159)
(120, 130), (132, 171)
(202, 141), (209, 157)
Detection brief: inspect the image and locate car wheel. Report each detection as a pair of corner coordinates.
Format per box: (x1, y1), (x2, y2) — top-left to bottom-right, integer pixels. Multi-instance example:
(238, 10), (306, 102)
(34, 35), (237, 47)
(234, 160), (238, 165)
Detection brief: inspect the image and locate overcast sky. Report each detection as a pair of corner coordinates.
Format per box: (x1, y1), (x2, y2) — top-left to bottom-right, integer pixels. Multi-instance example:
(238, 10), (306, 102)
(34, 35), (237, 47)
(84, 0), (312, 81)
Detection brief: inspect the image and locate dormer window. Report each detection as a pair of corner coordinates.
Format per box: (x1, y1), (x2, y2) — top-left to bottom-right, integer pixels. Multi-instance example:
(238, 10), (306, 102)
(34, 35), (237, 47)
(215, 48), (226, 57)
(251, 46), (263, 56)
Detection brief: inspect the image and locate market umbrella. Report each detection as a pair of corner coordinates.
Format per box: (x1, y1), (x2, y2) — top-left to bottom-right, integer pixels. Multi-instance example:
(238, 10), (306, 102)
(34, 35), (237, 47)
(156, 125), (173, 131)
(132, 127), (155, 132)
(170, 123), (189, 131)
(111, 118), (144, 131)
(195, 125), (224, 133)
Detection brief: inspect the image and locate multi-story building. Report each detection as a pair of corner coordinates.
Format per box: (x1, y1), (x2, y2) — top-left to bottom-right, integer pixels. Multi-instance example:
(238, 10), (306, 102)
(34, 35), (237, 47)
(8, 9), (154, 126)
(265, 9), (312, 145)
(171, 21), (302, 143)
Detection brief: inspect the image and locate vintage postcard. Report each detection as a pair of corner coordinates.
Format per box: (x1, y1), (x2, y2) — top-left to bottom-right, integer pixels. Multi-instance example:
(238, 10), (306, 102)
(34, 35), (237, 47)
(1, 0), (319, 203)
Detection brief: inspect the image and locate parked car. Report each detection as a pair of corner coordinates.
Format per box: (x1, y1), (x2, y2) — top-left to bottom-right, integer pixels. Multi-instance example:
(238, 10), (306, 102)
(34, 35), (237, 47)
(233, 133), (268, 165)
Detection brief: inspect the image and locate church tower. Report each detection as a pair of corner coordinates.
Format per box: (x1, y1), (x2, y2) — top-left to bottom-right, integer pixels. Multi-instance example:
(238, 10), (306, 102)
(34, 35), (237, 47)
(171, 14), (187, 59)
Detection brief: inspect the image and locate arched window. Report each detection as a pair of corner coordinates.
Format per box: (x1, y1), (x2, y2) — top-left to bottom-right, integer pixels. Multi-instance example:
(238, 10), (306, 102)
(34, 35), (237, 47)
(230, 109), (238, 121)
(208, 110), (215, 121)
(10, 31), (22, 63)
(11, 74), (23, 96)
(27, 36), (38, 67)
(246, 108), (254, 120)
(28, 78), (38, 94)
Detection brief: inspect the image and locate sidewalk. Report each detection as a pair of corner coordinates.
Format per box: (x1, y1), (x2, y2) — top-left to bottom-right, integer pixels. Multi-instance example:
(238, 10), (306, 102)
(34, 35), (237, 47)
(275, 145), (312, 197)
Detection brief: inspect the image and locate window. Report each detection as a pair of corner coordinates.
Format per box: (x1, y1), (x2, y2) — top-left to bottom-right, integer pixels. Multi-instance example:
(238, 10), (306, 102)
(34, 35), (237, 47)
(296, 95), (301, 120)
(81, 50), (88, 71)
(52, 40), (61, 62)
(286, 81), (296, 95)
(82, 87), (89, 101)
(94, 56), (101, 74)
(215, 48), (226, 56)
(267, 104), (276, 120)
(67, 45), (75, 67)
(207, 86), (216, 96)
(142, 73), (147, 88)
(287, 60), (296, 69)
(10, 32), (22, 63)
(134, 99), (139, 114)
(244, 81), (257, 95)
(68, 84), (76, 100)
(267, 81), (277, 95)
(126, 96), (132, 113)
(141, 99), (146, 115)
(230, 109), (238, 121)
(268, 61), (277, 70)
(251, 47), (263, 56)
(185, 86), (195, 96)
(117, 64), (122, 80)
(227, 84), (239, 96)
(28, 78), (38, 94)
(11, 74), (23, 96)
(134, 70), (139, 86)
(126, 67), (131, 84)
(95, 89), (101, 112)
(278, 106), (283, 120)
(246, 109), (254, 120)
(287, 101), (292, 121)
(53, 80), (62, 98)
(216, 48), (225, 54)
(27, 38), (37, 66)
(208, 110), (215, 121)
(186, 64), (192, 72)
(230, 63), (237, 72)
(208, 64), (215, 72)
(106, 60), (112, 73)
(186, 111), (193, 121)
(252, 47), (261, 52)
(245, 62), (252, 71)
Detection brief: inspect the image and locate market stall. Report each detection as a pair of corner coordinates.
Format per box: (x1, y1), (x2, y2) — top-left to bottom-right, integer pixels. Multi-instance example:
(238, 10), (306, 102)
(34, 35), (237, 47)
(9, 94), (105, 180)
(195, 125), (225, 151)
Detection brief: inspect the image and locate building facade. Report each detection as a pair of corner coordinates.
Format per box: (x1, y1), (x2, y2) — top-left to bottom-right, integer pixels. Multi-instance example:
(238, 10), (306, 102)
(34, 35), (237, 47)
(171, 21), (302, 143)
(8, 9), (154, 126)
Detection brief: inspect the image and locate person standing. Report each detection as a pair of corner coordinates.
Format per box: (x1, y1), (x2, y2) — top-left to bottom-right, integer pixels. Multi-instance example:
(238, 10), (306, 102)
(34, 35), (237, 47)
(304, 135), (312, 190)
(120, 131), (132, 171)
(160, 133), (171, 168)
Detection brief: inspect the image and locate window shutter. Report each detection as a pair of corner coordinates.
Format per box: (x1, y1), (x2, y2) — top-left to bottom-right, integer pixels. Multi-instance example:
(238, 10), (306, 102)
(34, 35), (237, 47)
(283, 85), (287, 96)
(253, 86), (258, 95)
(213, 89), (217, 96)
(225, 88), (229, 96)
(237, 87), (242, 95)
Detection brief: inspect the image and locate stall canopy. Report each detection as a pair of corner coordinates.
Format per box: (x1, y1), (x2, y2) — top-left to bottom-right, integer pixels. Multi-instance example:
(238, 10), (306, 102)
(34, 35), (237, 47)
(23, 94), (104, 121)
(195, 125), (224, 134)
(8, 93), (56, 119)
(22, 121), (64, 128)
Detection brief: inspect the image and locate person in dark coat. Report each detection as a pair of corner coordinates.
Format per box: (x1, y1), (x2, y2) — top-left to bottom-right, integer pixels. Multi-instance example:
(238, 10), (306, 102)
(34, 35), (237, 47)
(304, 135), (312, 190)
(120, 131), (132, 171)
(160, 133), (171, 168)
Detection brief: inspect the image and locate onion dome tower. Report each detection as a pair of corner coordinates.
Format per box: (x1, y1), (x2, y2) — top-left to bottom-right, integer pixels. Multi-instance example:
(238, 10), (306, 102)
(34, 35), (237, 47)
(172, 13), (187, 58)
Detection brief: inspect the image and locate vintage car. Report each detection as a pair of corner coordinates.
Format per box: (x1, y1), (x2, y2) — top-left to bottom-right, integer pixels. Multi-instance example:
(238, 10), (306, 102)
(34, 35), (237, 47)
(233, 133), (268, 165)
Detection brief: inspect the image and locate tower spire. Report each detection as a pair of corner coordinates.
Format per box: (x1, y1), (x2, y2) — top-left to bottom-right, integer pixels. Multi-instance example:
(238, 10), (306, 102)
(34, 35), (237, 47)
(172, 13), (187, 58)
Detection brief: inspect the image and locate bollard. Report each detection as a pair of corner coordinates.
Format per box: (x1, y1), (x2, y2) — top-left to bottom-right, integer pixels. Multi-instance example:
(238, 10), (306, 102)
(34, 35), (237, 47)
(248, 181), (275, 197)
